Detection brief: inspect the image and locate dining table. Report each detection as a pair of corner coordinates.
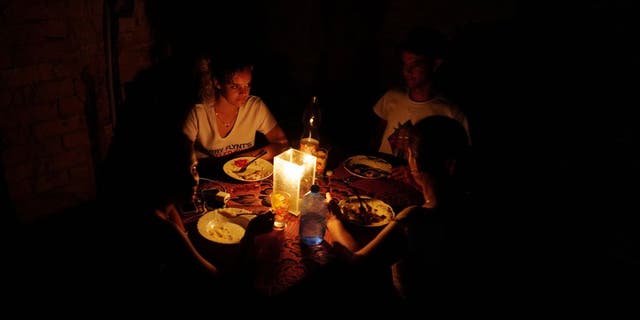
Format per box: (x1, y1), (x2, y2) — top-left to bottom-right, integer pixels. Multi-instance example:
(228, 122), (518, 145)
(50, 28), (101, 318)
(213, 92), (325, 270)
(180, 152), (424, 297)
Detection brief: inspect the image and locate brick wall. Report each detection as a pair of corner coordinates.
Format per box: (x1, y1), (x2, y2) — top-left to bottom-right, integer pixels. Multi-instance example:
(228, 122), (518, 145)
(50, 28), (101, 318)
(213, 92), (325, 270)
(1, 0), (152, 224)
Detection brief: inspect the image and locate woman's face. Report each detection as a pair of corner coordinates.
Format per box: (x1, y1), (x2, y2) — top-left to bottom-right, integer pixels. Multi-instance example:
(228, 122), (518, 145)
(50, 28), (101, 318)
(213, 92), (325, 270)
(218, 68), (252, 107)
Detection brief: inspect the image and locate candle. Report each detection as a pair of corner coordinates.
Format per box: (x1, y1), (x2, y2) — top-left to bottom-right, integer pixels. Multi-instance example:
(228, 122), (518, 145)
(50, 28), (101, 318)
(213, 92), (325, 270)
(273, 148), (316, 215)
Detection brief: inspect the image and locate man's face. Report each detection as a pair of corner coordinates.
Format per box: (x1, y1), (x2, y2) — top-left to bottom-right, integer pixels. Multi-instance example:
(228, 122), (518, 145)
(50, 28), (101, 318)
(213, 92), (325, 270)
(401, 51), (434, 89)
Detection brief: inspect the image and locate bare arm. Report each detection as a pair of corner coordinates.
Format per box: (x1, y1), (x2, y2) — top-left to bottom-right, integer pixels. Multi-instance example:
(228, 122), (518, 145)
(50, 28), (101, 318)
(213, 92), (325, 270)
(326, 199), (360, 254)
(155, 204), (219, 275)
(326, 198), (404, 263)
(327, 198), (410, 266)
(183, 108), (198, 143)
(262, 124), (290, 160)
(233, 124), (289, 161)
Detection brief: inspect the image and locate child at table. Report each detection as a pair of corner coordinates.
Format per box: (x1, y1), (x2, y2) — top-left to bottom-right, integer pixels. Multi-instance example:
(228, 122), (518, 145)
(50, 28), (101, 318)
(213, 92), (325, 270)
(326, 115), (474, 305)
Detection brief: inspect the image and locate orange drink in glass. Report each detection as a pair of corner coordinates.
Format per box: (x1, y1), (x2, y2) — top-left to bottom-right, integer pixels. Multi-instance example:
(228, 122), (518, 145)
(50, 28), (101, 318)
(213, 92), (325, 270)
(299, 137), (319, 154)
(270, 190), (291, 230)
(313, 148), (328, 177)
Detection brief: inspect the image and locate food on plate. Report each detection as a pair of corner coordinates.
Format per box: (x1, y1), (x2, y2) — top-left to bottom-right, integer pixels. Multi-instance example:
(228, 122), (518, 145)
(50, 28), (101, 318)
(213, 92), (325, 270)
(207, 221), (244, 242)
(356, 157), (391, 172)
(339, 198), (393, 226)
(236, 164), (270, 180)
(224, 157), (273, 181)
(233, 159), (249, 168)
(349, 165), (388, 178)
(197, 208), (255, 244)
(345, 156), (391, 178)
(217, 208), (251, 218)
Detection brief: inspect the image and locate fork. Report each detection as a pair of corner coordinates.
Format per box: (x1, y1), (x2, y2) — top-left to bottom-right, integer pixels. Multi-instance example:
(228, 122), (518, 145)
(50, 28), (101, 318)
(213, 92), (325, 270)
(351, 187), (370, 215)
(234, 149), (267, 173)
(344, 176), (369, 215)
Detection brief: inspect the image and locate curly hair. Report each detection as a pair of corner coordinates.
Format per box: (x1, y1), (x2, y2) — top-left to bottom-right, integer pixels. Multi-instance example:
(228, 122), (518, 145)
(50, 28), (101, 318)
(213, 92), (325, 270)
(208, 51), (254, 88)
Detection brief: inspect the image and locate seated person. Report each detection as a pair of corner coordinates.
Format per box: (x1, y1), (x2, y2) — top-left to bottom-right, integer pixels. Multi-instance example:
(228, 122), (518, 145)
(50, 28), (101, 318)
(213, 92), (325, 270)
(98, 130), (228, 305)
(327, 115), (474, 305)
(370, 27), (470, 187)
(183, 52), (289, 177)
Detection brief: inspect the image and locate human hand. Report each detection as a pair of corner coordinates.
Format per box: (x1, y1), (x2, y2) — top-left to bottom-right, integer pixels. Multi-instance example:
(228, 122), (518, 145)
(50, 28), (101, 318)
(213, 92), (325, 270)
(391, 165), (411, 182)
(244, 211), (274, 236)
(326, 197), (343, 224)
(391, 165), (420, 190)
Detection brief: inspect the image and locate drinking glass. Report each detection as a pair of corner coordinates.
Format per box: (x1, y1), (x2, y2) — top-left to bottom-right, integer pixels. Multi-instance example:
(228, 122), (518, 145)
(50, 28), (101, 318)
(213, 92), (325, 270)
(192, 191), (206, 214)
(313, 148), (329, 177)
(299, 137), (319, 154)
(270, 190), (291, 230)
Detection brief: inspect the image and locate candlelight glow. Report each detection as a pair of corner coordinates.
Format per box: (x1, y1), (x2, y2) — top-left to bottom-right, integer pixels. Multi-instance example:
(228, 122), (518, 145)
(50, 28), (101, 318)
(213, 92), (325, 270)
(273, 148), (316, 215)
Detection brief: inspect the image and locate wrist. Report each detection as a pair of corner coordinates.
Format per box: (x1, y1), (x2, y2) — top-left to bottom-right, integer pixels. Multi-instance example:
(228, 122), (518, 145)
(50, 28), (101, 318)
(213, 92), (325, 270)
(327, 215), (342, 228)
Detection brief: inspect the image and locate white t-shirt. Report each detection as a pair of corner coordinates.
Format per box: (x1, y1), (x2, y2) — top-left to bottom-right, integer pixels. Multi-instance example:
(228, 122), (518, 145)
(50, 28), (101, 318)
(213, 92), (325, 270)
(373, 88), (470, 156)
(183, 95), (278, 158)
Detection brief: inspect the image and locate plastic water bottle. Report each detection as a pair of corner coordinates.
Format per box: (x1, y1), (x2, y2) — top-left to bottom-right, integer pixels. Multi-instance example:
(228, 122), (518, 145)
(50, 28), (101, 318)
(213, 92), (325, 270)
(299, 184), (327, 246)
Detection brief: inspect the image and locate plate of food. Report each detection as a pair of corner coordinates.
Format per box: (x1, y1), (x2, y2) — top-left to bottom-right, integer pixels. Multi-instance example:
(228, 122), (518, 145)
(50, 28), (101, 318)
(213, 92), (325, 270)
(337, 196), (395, 227)
(343, 155), (392, 179)
(197, 208), (256, 244)
(223, 157), (273, 182)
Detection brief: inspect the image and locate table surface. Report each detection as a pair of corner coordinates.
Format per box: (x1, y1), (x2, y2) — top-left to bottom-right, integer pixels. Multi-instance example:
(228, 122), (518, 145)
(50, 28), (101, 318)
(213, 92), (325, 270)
(181, 155), (423, 296)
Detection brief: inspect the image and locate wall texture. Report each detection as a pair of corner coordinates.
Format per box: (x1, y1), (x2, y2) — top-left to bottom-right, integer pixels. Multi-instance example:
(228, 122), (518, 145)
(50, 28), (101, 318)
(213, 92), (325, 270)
(0, 0), (152, 223)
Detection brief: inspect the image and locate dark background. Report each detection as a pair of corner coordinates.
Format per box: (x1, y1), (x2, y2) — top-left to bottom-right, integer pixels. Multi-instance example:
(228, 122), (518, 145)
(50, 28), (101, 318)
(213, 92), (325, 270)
(2, 0), (638, 263)
(141, 0), (519, 152)
(139, 1), (639, 262)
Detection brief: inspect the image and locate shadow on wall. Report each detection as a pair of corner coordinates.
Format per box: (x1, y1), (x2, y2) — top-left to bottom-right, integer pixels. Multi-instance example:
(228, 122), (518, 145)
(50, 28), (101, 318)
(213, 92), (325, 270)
(98, 54), (203, 200)
(116, 54), (201, 135)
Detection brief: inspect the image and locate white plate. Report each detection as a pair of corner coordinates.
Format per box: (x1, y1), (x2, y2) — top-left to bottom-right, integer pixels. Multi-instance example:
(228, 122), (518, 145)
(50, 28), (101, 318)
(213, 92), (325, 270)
(223, 157), (273, 182)
(343, 155), (392, 179)
(197, 208), (256, 244)
(338, 196), (395, 227)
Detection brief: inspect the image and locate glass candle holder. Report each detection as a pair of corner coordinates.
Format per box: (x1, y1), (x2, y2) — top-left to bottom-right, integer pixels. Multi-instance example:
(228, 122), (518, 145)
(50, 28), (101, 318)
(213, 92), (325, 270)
(272, 148), (316, 215)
